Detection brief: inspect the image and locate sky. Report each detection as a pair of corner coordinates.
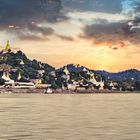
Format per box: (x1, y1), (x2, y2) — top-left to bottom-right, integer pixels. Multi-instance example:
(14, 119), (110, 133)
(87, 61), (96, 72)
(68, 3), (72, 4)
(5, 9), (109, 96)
(0, 0), (140, 72)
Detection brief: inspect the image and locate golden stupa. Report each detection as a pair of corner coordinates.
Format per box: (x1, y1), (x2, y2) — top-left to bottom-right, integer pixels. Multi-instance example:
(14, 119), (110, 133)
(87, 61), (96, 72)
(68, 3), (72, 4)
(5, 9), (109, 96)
(5, 40), (11, 52)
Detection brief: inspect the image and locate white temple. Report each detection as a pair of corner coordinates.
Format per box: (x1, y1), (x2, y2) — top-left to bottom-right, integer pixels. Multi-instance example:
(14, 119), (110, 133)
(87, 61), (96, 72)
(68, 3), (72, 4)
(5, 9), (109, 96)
(2, 72), (15, 87)
(17, 72), (22, 80)
(63, 66), (70, 75)
(109, 81), (117, 90)
(19, 60), (24, 65)
(2, 72), (11, 81)
(98, 78), (104, 90)
(89, 72), (105, 90)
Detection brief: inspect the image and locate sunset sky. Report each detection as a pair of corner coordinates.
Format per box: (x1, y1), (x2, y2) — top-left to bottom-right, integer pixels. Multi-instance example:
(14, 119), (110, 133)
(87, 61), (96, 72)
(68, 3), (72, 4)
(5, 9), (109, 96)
(0, 0), (140, 72)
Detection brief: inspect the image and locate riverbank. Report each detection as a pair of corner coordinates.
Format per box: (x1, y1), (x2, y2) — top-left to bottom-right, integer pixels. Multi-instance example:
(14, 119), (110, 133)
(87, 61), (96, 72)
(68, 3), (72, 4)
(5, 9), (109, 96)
(0, 88), (139, 94)
(0, 88), (45, 94)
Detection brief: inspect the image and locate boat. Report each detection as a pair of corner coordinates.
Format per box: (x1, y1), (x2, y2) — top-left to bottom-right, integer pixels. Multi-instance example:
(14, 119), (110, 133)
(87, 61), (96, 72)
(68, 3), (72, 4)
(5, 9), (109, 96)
(44, 88), (53, 94)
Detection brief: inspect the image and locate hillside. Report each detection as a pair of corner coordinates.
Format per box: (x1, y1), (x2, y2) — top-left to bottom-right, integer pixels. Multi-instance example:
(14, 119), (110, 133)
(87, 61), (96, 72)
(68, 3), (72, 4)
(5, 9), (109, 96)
(55, 64), (140, 91)
(0, 50), (55, 82)
(95, 69), (140, 81)
(0, 50), (139, 91)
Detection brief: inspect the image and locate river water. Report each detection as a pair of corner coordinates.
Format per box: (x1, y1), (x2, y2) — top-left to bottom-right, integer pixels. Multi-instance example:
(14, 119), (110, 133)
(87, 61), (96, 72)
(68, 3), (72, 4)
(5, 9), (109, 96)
(0, 93), (140, 140)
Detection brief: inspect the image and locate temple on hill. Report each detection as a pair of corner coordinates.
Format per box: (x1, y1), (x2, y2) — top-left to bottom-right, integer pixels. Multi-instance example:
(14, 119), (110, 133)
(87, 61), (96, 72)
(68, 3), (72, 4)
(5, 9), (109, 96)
(0, 40), (12, 54)
(5, 40), (11, 52)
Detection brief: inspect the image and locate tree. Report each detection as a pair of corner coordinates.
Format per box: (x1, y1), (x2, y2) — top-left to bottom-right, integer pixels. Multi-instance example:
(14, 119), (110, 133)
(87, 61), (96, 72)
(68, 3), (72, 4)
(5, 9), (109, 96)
(135, 81), (140, 90)
(0, 78), (5, 85)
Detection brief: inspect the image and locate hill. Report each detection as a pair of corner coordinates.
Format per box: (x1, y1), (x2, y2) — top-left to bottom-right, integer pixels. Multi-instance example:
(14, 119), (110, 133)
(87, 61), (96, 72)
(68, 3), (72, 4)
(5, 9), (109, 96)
(0, 50), (55, 83)
(95, 69), (140, 81)
(0, 49), (139, 91)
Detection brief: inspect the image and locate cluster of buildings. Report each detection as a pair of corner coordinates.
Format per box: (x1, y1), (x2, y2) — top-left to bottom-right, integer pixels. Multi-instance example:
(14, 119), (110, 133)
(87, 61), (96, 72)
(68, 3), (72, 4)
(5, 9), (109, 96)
(61, 66), (105, 91)
(59, 66), (123, 92)
(0, 41), (123, 93)
(0, 70), (52, 93)
(0, 41), (52, 93)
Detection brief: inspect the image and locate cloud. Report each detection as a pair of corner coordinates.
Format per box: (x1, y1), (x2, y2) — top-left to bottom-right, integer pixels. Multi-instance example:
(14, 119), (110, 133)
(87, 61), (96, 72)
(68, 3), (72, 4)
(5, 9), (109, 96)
(7, 23), (55, 41)
(123, 0), (140, 28)
(79, 21), (140, 49)
(0, 0), (70, 41)
(56, 34), (74, 41)
(67, 11), (129, 26)
(18, 34), (49, 41)
(11, 23), (75, 42)
(0, 0), (67, 29)
(63, 0), (123, 14)
(0, 0), (139, 44)
(131, 0), (140, 27)
(0, 0), (125, 30)
(66, 0), (140, 48)
(123, 0), (140, 44)
(26, 24), (54, 36)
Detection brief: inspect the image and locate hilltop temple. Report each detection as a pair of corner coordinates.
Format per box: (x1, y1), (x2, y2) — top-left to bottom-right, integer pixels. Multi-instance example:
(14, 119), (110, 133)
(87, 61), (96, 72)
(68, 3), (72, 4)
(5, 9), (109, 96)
(0, 40), (12, 54)
(5, 40), (11, 52)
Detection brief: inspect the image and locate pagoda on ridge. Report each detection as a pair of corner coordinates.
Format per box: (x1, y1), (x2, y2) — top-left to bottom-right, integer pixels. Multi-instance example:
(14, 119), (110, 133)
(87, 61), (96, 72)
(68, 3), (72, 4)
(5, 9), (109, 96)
(5, 40), (11, 52)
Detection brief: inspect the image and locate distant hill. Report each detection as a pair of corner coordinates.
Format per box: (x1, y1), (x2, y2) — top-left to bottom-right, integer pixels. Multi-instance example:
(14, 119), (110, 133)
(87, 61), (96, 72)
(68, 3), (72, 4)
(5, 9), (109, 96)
(56, 64), (140, 91)
(95, 69), (140, 82)
(57, 64), (140, 82)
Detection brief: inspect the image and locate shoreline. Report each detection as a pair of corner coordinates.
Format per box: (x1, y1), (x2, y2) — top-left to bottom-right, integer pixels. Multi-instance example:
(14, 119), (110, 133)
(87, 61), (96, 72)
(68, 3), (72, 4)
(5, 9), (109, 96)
(0, 88), (139, 94)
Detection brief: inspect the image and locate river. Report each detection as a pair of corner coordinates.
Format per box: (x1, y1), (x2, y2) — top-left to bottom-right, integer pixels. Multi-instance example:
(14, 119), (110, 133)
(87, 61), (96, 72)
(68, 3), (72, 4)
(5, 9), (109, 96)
(0, 93), (140, 140)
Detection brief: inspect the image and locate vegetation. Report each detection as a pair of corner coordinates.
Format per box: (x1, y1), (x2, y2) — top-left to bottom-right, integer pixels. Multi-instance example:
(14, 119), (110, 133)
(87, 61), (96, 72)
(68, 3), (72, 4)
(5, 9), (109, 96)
(0, 51), (55, 83)
(0, 50), (139, 91)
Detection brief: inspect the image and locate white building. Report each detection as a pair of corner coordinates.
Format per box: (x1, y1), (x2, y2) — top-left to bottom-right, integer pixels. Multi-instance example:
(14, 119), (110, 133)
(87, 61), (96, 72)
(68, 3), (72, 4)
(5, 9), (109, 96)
(67, 84), (76, 90)
(2, 72), (15, 87)
(89, 72), (105, 90)
(109, 81), (118, 90)
(63, 66), (70, 75)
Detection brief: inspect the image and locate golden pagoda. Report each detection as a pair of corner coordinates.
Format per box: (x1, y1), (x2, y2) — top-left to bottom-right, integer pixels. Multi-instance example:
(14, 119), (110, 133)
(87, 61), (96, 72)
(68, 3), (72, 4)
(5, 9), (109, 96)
(5, 40), (11, 52)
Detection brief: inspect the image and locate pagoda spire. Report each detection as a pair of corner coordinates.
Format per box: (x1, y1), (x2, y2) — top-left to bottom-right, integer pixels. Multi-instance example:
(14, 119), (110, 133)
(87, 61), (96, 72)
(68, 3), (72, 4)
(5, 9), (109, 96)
(17, 72), (22, 80)
(2, 72), (11, 81)
(5, 40), (11, 52)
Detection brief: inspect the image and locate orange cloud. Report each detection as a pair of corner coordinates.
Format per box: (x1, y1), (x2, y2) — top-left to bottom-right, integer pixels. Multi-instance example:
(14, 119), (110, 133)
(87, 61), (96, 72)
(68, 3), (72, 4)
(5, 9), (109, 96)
(92, 39), (126, 50)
